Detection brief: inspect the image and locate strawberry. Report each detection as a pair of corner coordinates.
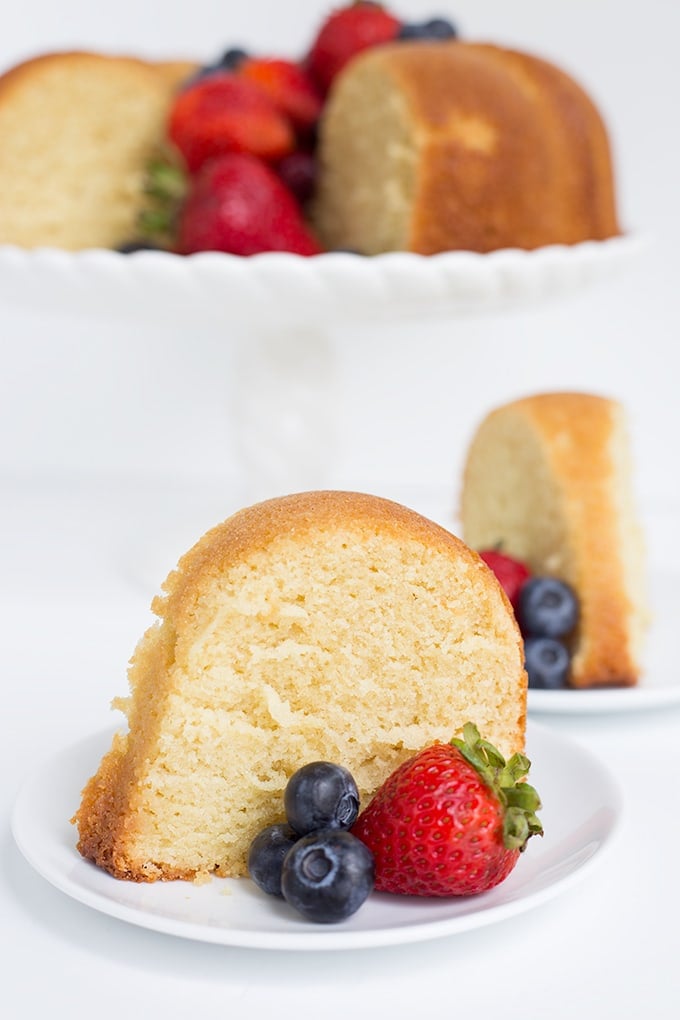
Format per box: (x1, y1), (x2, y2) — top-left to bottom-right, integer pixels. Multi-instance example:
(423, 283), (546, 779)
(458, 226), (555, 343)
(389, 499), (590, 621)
(307, 1), (402, 94)
(352, 722), (542, 897)
(479, 549), (531, 609)
(239, 58), (323, 132)
(176, 152), (323, 256)
(168, 74), (295, 173)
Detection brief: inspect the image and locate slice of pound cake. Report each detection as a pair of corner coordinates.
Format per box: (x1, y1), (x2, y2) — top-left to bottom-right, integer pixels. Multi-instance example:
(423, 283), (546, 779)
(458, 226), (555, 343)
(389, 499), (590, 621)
(73, 490), (527, 882)
(0, 52), (194, 250)
(461, 393), (648, 688)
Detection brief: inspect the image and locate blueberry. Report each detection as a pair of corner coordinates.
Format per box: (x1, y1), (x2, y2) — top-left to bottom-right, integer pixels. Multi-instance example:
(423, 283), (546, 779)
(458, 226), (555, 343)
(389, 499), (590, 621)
(182, 47), (249, 89)
(398, 18), (458, 41)
(116, 241), (163, 253)
(281, 829), (374, 923)
(517, 576), (579, 639)
(247, 823), (298, 897)
(211, 47), (249, 72)
(525, 636), (571, 689)
(284, 761), (360, 835)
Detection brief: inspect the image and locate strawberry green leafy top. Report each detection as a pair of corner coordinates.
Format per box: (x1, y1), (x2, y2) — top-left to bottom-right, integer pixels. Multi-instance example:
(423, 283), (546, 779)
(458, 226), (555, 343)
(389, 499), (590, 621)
(451, 722), (544, 852)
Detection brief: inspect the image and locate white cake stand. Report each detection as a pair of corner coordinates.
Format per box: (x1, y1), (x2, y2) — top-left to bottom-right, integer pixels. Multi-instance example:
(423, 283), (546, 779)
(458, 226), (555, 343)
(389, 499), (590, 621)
(0, 237), (641, 507)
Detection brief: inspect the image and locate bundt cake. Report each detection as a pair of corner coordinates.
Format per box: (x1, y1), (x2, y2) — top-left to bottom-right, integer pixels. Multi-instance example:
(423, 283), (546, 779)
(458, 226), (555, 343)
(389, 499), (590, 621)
(313, 40), (620, 254)
(460, 393), (647, 688)
(0, 26), (619, 254)
(0, 52), (194, 250)
(73, 490), (527, 882)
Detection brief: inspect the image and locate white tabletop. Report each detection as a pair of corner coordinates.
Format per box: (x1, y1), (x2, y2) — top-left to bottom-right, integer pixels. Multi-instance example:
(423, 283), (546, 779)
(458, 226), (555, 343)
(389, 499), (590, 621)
(2, 1), (680, 1017)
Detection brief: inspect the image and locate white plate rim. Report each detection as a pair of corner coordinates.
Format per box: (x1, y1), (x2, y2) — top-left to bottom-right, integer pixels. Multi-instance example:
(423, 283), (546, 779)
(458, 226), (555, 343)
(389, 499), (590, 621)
(0, 231), (642, 266)
(527, 682), (680, 715)
(11, 720), (621, 951)
(0, 233), (645, 327)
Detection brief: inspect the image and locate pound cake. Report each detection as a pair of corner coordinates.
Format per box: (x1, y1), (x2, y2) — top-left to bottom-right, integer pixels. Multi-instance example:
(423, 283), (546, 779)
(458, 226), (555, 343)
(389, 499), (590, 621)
(0, 52), (195, 250)
(313, 40), (619, 254)
(0, 5), (619, 254)
(461, 393), (647, 688)
(73, 490), (527, 882)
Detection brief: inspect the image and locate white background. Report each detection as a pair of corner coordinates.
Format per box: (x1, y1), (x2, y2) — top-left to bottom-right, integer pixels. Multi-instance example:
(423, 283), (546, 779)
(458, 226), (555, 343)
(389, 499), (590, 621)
(2, 2), (679, 1017)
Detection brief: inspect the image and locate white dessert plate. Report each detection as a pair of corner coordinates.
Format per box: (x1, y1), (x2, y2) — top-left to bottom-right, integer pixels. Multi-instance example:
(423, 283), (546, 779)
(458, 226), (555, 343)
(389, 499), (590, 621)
(527, 678), (680, 715)
(0, 234), (641, 328)
(11, 720), (620, 951)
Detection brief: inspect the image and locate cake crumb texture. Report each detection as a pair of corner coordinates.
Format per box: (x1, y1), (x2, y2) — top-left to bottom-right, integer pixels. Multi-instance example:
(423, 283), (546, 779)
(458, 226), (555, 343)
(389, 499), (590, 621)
(0, 51), (194, 250)
(74, 490), (526, 882)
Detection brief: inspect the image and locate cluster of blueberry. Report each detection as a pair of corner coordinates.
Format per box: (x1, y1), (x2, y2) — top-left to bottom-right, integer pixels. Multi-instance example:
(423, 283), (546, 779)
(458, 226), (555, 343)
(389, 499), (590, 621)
(517, 577), (579, 689)
(247, 761), (374, 923)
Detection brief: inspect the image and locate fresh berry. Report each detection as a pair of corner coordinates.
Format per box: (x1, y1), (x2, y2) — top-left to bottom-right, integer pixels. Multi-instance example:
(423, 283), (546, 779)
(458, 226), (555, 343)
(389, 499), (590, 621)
(168, 74), (295, 172)
(239, 58), (323, 132)
(176, 153), (323, 256)
(116, 241), (164, 253)
(281, 829), (374, 922)
(277, 151), (318, 204)
(202, 47), (250, 74)
(517, 576), (579, 639)
(352, 722), (543, 897)
(479, 549), (531, 609)
(285, 761), (360, 835)
(524, 637), (571, 690)
(183, 48), (249, 89)
(247, 823), (299, 897)
(307, 1), (402, 94)
(398, 17), (458, 41)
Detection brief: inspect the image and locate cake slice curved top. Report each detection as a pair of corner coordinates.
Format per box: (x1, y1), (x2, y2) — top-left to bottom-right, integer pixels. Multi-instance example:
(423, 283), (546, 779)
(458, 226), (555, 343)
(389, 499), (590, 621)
(461, 393), (647, 688)
(313, 40), (619, 254)
(74, 490), (526, 882)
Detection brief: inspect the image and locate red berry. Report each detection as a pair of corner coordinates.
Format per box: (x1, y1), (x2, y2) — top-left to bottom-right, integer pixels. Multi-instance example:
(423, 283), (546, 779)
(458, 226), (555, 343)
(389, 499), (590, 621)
(277, 151), (317, 204)
(307, 1), (402, 94)
(239, 58), (323, 132)
(479, 550), (531, 609)
(168, 74), (295, 173)
(352, 723), (542, 897)
(177, 152), (323, 256)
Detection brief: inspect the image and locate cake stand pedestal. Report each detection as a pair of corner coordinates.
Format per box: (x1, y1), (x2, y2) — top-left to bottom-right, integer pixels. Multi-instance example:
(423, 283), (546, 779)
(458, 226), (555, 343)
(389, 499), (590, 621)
(0, 236), (643, 515)
(228, 322), (338, 503)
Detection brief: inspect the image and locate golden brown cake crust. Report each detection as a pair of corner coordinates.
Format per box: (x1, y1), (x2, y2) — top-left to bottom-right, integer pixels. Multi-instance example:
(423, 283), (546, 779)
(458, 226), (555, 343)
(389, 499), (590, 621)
(314, 40), (619, 254)
(0, 49), (194, 91)
(158, 490), (490, 625)
(74, 491), (527, 882)
(461, 393), (646, 688)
